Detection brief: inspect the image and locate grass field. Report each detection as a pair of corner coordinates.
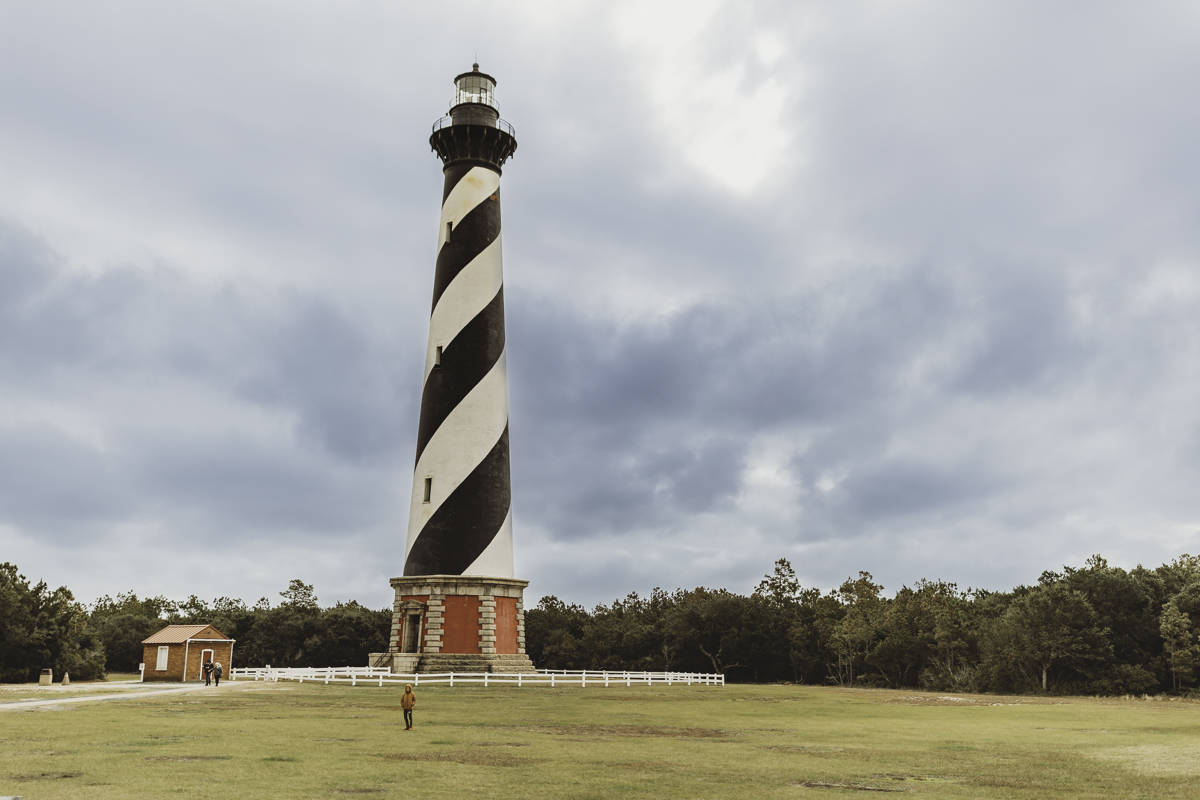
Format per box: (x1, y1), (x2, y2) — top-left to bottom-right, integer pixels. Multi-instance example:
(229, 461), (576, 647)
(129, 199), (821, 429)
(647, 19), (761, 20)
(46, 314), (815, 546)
(2, 680), (1198, 799)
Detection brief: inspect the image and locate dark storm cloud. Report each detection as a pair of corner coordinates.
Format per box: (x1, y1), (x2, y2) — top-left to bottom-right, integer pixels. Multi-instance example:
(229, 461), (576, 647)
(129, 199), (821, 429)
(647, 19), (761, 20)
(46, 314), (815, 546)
(508, 267), (968, 540)
(949, 262), (1089, 396)
(829, 457), (1007, 522)
(1, 218), (414, 458)
(235, 297), (414, 464)
(1, 222), (229, 381)
(132, 432), (382, 533)
(642, 436), (747, 510)
(0, 217), (417, 541)
(0, 226), (54, 310)
(0, 425), (133, 534)
(510, 260), (961, 439)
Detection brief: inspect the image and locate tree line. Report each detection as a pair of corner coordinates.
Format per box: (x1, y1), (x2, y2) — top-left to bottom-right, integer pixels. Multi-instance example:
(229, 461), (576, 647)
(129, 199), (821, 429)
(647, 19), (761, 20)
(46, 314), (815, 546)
(4, 554), (1200, 694)
(0, 565), (389, 682)
(525, 554), (1200, 694)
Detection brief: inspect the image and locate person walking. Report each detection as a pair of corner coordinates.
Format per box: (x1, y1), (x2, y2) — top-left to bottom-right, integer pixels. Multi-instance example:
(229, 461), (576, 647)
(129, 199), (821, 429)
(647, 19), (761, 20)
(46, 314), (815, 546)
(202, 659), (213, 686)
(400, 684), (416, 730)
(213, 662), (223, 687)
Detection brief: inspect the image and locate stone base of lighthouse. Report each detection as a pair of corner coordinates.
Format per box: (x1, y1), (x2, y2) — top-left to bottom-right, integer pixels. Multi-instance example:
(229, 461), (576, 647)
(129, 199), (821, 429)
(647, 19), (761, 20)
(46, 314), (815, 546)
(370, 576), (535, 674)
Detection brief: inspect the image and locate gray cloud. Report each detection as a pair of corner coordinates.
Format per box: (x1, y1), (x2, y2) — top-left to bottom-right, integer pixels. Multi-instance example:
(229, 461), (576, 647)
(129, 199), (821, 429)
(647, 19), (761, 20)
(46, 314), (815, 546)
(132, 431), (384, 534)
(1, 1), (1199, 608)
(831, 456), (1008, 522)
(0, 216), (416, 547)
(0, 424), (133, 533)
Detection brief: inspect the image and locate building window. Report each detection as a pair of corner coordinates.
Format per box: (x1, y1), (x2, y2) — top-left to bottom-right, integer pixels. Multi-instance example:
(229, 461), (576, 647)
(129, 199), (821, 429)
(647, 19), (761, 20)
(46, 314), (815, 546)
(446, 221), (453, 242)
(156, 646), (169, 671)
(423, 477), (432, 503)
(434, 345), (443, 366)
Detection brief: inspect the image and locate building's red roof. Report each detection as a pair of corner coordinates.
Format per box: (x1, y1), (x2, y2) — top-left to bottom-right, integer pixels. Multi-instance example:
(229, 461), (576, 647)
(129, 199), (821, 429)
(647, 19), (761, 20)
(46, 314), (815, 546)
(141, 624), (232, 644)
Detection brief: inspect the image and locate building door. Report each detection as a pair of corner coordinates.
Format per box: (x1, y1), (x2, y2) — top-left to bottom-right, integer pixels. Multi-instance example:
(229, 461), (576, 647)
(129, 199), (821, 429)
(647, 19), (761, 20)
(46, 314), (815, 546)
(200, 648), (214, 681)
(403, 614), (422, 653)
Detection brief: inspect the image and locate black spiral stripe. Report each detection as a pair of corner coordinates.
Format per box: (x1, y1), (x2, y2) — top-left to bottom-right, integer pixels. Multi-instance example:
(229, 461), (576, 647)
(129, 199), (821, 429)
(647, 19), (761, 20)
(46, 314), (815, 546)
(404, 427), (511, 576)
(414, 287), (505, 463)
(404, 161), (511, 577)
(430, 191), (500, 310)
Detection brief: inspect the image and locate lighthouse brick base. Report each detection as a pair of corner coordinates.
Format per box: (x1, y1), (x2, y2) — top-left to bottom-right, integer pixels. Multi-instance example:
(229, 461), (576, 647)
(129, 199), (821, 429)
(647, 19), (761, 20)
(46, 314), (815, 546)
(371, 576), (535, 674)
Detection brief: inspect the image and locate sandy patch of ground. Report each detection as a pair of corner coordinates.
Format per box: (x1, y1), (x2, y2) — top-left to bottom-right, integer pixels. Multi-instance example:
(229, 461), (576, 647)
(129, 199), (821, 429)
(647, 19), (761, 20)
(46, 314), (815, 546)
(1087, 743), (1200, 776)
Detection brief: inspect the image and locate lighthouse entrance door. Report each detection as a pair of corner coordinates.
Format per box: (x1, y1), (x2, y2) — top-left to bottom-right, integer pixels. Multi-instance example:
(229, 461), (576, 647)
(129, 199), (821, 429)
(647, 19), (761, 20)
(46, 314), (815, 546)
(403, 614), (422, 653)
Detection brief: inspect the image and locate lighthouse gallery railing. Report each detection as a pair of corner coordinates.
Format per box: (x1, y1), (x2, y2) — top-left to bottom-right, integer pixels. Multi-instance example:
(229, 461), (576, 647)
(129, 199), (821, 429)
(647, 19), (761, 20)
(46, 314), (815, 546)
(432, 114), (516, 138)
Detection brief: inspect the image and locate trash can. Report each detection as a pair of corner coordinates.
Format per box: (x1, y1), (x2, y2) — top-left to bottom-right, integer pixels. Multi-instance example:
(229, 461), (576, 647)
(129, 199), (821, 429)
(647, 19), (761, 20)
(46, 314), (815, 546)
(39, 668), (53, 686)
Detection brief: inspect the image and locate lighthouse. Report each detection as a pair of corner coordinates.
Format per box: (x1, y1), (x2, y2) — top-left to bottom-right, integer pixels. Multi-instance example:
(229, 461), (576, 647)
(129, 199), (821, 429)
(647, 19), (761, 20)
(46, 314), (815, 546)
(375, 65), (534, 674)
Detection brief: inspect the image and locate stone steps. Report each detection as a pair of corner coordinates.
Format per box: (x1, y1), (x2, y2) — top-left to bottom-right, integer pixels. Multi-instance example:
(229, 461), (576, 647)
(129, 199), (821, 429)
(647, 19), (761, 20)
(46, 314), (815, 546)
(368, 651), (537, 674)
(417, 653), (536, 674)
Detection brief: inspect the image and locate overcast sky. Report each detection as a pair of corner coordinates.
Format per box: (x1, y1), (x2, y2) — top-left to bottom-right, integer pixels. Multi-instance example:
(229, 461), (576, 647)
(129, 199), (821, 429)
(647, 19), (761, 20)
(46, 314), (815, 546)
(2, 1), (1198, 611)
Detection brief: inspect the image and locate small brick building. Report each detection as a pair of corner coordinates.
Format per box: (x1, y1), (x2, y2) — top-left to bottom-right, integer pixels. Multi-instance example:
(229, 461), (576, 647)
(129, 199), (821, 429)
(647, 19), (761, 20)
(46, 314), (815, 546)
(141, 624), (235, 682)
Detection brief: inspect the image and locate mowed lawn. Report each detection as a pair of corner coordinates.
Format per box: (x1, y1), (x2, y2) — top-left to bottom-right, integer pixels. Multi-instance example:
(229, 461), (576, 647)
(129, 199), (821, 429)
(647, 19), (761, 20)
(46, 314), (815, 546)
(3, 680), (1199, 799)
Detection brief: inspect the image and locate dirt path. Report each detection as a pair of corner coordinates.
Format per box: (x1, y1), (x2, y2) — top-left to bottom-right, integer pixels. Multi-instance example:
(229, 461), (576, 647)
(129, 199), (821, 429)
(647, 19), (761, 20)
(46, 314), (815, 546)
(0, 682), (242, 711)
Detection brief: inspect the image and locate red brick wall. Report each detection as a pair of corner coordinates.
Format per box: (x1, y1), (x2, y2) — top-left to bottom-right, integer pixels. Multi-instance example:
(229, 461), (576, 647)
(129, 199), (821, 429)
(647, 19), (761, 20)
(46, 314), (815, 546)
(441, 595), (481, 654)
(495, 597), (519, 654)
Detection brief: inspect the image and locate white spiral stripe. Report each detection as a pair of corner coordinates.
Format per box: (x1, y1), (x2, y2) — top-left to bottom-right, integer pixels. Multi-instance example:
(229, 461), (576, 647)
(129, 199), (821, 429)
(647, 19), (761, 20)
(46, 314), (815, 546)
(437, 167), (500, 252)
(405, 351), (509, 557)
(464, 507), (514, 576)
(424, 234), (503, 382)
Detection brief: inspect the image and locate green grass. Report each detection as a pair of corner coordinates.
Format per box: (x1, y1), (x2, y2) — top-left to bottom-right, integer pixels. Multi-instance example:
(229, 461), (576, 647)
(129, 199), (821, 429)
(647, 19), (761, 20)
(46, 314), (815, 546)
(2, 682), (1199, 799)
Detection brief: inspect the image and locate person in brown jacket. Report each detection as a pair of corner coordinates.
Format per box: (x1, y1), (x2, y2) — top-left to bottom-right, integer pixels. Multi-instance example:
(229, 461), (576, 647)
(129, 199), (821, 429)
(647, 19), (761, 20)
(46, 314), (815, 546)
(400, 684), (416, 730)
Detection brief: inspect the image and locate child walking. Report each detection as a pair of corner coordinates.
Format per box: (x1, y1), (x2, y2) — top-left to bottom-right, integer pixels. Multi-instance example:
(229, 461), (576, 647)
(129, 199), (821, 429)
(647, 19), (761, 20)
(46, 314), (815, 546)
(400, 684), (416, 730)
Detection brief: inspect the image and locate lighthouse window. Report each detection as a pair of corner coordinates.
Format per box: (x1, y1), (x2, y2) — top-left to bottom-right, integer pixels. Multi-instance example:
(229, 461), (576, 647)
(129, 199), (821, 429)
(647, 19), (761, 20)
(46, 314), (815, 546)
(435, 345), (443, 366)
(423, 477), (432, 503)
(446, 221), (452, 242)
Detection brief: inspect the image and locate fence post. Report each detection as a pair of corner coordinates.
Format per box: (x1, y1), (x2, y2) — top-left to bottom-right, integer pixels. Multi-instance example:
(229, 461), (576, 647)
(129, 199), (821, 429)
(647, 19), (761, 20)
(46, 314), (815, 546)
(518, 673), (523, 688)
(551, 673), (556, 688)
(484, 673), (489, 687)
(450, 672), (455, 687)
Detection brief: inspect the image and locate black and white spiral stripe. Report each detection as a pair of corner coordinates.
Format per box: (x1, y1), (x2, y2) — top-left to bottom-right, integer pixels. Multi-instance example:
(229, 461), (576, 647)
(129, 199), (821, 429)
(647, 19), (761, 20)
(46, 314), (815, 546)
(403, 163), (513, 577)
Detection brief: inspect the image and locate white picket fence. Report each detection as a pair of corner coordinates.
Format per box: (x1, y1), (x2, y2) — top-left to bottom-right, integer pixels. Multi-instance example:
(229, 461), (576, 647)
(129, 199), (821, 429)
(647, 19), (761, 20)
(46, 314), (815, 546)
(230, 665), (724, 688)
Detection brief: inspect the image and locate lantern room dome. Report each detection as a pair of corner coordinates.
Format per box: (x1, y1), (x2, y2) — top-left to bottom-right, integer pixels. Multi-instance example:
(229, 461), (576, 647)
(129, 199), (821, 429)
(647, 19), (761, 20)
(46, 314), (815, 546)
(453, 64), (497, 110)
